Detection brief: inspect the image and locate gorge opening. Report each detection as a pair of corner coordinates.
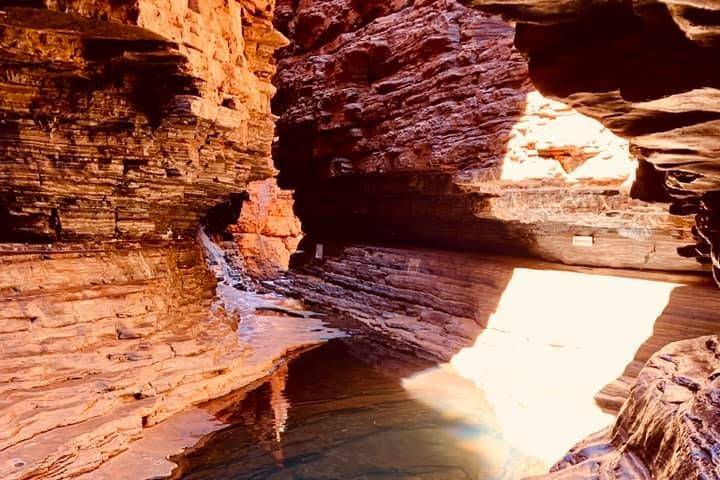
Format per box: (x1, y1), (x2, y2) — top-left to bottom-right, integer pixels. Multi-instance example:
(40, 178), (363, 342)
(1, 1), (720, 479)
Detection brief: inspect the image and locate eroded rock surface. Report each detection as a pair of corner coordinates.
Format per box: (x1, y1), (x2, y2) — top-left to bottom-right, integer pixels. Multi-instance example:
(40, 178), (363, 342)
(0, 1), (300, 478)
(229, 179), (302, 280)
(531, 336), (720, 480)
(463, 0), (720, 281)
(0, 0), (284, 242)
(273, 0), (700, 271)
(0, 241), (225, 478)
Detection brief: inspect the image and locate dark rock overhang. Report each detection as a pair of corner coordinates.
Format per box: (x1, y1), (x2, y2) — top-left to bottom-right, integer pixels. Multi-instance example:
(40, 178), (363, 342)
(462, 0), (720, 283)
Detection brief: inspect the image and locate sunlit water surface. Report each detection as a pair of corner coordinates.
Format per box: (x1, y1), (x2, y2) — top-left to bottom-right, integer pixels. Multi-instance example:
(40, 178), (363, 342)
(171, 338), (545, 480)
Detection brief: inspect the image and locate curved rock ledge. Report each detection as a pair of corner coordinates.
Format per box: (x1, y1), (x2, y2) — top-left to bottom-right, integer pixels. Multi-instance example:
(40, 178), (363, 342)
(532, 335), (720, 479)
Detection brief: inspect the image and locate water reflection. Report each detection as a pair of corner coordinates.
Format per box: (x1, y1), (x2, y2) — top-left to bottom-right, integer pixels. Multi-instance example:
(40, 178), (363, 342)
(172, 339), (511, 479)
(270, 362), (290, 445)
(222, 362), (290, 468)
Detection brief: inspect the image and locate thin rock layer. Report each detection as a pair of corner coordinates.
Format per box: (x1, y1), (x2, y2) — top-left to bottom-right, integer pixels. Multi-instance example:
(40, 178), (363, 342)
(0, 1), (293, 478)
(0, 0), (285, 242)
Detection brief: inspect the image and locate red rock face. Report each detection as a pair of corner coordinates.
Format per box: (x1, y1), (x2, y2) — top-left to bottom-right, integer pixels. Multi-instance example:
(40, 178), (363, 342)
(458, 1), (720, 477)
(463, 0), (720, 283)
(229, 179), (302, 280)
(0, 1), (284, 242)
(532, 336), (720, 480)
(273, 0), (701, 272)
(0, 1), (295, 477)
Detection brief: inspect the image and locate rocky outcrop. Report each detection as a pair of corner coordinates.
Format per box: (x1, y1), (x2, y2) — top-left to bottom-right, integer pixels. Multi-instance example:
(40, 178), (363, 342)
(531, 336), (720, 480)
(229, 179), (302, 280)
(0, 1), (285, 242)
(463, 0), (720, 282)
(273, 0), (701, 271)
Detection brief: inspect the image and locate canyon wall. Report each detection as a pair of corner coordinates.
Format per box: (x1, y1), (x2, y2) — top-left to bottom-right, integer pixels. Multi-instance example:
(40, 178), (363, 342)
(458, 0), (720, 477)
(0, 1), (290, 477)
(463, 0), (720, 283)
(271, 3), (720, 477)
(1, 0), (284, 242)
(273, 0), (701, 272)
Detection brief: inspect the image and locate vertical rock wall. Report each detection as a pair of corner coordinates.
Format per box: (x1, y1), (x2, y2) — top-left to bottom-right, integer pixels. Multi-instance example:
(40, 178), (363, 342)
(229, 179), (302, 280)
(0, 1), (286, 241)
(0, 1), (290, 477)
(273, 0), (700, 272)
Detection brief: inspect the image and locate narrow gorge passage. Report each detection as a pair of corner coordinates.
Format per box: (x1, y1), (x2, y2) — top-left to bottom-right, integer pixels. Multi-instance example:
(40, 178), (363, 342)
(1, 0), (720, 479)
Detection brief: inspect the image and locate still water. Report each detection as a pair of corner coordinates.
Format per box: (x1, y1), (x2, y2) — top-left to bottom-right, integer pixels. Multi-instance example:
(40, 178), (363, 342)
(171, 338), (544, 479)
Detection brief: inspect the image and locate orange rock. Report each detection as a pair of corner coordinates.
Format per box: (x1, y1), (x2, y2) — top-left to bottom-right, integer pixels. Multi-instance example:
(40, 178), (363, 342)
(231, 179), (303, 280)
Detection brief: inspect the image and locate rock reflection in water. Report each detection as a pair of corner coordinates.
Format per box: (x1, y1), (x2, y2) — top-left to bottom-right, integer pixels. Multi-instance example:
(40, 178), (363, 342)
(172, 338), (543, 479)
(232, 362), (290, 467)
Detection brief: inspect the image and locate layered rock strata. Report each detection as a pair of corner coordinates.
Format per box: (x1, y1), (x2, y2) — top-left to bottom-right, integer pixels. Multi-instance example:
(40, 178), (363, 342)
(273, 0), (701, 272)
(0, 1), (285, 242)
(0, 1), (297, 478)
(229, 179), (302, 280)
(0, 241), (225, 478)
(276, 242), (720, 391)
(463, 0), (720, 282)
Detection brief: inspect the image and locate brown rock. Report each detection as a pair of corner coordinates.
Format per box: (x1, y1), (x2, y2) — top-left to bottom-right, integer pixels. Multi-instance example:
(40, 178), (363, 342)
(462, 0), (720, 281)
(273, 0), (702, 272)
(0, 1), (285, 242)
(530, 336), (720, 480)
(0, 1), (296, 477)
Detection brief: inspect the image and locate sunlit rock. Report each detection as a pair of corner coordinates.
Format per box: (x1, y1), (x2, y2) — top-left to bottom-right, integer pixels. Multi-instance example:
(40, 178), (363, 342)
(229, 179), (302, 280)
